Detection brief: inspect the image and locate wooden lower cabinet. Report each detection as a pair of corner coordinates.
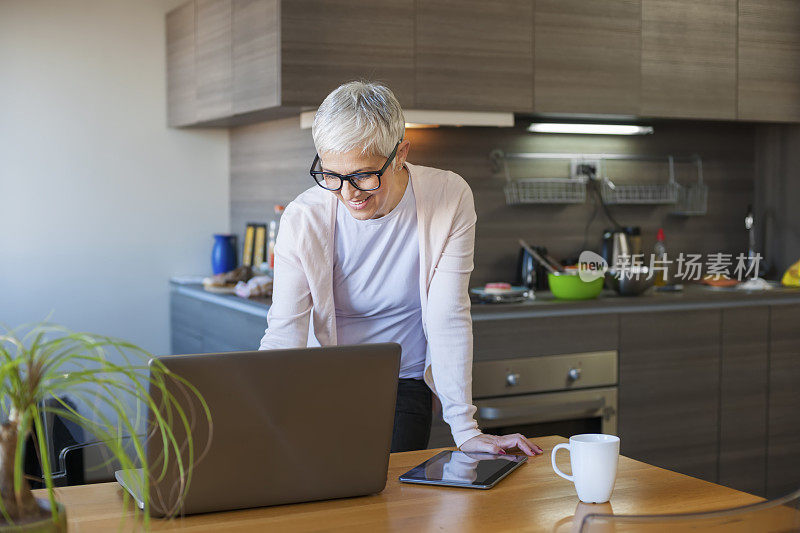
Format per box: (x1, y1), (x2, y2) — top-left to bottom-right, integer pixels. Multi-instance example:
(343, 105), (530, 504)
(618, 310), (721, 482)
(767, 304), (800, 497)
(170, 290), (267, 354)
(473, 314), (618, 360)
(719, 307), (769, 496)
(170, 291), (204, 354)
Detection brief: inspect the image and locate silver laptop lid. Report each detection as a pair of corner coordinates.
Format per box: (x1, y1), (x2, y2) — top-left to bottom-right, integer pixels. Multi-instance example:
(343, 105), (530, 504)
(141, 343), (401, 517)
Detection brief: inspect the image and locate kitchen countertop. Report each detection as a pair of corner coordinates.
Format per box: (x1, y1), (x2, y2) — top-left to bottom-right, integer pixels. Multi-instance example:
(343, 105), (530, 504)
(41, 435), (779, 532)
(171, 280), (800, 321)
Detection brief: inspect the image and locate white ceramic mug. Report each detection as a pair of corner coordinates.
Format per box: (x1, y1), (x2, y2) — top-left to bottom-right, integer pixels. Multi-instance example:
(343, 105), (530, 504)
(551, 434), (620, 503)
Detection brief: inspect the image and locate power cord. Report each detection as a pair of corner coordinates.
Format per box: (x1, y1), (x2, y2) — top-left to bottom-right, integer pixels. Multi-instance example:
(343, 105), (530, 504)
(577, 164), (623, 229)
(576, 164), (624, 255)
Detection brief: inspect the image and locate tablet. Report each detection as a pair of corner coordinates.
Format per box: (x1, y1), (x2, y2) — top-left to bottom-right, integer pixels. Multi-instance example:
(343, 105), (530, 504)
(398, 450), (527, 489)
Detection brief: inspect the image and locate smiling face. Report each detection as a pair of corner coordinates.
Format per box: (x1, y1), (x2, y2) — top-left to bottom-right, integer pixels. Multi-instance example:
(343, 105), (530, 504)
(320, 140), (410, 221)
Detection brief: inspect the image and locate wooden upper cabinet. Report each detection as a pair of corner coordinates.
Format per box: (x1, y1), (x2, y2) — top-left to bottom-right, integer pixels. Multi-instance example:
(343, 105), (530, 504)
(232, 0), (280, 114)
(169, 0), (800, 125)
(280, 0), (415, 108)
(195, 0), (233, 121)
(534, 0), (641, 115)
(166, 2), (196, 126)
(416, 0), (533, 112)
(738, 1), (800, 122)
(641, 0), (737, 119)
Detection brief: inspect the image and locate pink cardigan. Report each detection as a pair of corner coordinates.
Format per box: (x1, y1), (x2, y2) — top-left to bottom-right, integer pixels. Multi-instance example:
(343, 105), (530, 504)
(259, 162), (482, 447)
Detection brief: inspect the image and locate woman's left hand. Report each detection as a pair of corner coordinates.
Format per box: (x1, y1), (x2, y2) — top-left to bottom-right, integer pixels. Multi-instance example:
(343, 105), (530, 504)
(459, 433), (544, 456)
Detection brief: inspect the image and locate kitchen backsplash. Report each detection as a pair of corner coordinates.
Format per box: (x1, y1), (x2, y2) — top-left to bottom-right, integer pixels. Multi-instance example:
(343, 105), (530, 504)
(230, 117), (756, 286)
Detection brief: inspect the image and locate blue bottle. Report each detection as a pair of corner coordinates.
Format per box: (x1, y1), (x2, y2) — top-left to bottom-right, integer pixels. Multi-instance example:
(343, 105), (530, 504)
(211, 234), (237, 274)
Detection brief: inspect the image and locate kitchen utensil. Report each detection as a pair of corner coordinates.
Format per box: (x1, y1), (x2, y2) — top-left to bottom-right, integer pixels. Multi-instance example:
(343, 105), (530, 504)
(543, 252), (565, 273)
(517, 242), (561, 291)
(547, 272), (604, 300)
(552, 434), (620, 504)
(519, 239), (558, 274)
(516, 247), (539, 289)
(605, 266), (655, 296)
(745, 204), (758, 272)
(470, 286), (531, 304)
(626, 226), (642, 258)
(600, 227), (641, 271)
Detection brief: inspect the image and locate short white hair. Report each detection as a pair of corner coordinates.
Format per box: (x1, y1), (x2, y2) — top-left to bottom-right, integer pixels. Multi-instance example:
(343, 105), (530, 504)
(312, 81), (405, 158)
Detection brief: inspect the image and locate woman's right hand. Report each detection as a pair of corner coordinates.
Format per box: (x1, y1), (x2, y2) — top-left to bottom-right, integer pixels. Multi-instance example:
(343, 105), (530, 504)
(459, 433), (543, 456)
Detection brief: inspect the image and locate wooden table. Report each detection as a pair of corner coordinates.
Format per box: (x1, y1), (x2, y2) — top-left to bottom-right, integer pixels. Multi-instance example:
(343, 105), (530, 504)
(40, 436), (765, 532)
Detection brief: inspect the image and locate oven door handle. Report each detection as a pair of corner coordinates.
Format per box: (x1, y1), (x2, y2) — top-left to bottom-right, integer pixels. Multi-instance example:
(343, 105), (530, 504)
(477, 397), (606, 424)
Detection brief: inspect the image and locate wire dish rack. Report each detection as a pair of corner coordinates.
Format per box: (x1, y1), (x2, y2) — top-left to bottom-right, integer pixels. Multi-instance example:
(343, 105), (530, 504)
(671, 155), (707, 215)
(599, 154), (705, 209)
(600, 155), (680, 205)
(504, 177), (588, 204)
(490, 150), (707, 214)
(490, 150), (588, 204)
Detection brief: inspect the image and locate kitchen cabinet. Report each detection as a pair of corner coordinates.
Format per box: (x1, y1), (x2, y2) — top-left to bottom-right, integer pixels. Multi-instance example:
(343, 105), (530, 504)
(166, 2), (196, 126)
(232, 0), (280, 114)
(168, 0), (800, 125)
(618, 310), (721, 481)
(195, 0), (233, 122)
(472, 314), (617, 361)
(171, 291), (265, 354)
(767, 304), (800, 498)
(171, 291), (204, 355)
(281, 0), (415, 108)
(415, 0), (533, 112)
(719, 307), (769, 496)
(738, 1), (800, 122)
(533, 0), (640, 115)
(167, 0), (413, 126)
(640, 0), (737, 119)
(167, 0), (278, 127)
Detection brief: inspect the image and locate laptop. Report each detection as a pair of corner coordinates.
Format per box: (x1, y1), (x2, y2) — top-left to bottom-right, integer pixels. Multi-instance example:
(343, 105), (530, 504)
(115, 343), (401, 517)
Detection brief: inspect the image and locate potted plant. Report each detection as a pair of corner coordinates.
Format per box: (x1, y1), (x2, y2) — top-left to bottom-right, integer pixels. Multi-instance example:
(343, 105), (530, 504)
(0, 321), (211, 530)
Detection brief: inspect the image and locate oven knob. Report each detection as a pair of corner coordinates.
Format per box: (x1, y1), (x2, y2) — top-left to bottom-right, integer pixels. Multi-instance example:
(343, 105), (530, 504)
(506, 373), (520, 386)
(567, 368), (581, 381)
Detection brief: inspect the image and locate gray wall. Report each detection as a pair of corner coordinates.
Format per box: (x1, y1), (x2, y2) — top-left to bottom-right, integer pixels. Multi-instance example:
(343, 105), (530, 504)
(231, 117), (758, 286)
(0, 0), (230, 354)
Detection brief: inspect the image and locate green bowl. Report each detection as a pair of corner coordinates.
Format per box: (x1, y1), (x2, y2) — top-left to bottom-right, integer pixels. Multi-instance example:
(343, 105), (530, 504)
(547, 272), (604, 300)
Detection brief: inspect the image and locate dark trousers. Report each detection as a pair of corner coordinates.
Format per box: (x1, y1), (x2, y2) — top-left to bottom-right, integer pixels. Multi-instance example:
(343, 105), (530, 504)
(391, 378), (433, 453)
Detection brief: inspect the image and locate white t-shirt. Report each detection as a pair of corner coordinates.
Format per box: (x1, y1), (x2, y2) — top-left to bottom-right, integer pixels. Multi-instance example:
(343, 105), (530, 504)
(333, 177), (427, 379)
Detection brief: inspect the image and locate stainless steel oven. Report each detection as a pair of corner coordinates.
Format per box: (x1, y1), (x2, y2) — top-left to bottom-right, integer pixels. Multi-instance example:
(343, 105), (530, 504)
(428, 350), (618, 448)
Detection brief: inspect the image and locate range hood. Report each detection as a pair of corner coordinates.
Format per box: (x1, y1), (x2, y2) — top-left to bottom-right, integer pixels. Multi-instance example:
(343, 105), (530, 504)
(299, 110), (514, 129)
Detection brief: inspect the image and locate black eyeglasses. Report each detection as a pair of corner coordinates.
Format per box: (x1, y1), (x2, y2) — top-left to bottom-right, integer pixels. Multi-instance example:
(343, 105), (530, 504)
(309, 140), (401, 192)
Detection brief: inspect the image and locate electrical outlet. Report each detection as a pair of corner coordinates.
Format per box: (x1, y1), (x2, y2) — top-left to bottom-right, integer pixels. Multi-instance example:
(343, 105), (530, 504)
(571, 159), (601, 179)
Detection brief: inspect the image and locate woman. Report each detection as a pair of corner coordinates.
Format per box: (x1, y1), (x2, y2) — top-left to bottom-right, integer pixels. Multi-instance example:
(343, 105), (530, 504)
(259, 81), (543, 457)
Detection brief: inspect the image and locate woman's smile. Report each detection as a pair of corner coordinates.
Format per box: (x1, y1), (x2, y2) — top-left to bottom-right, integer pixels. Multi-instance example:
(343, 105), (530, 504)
(347, 196), (371, 211)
